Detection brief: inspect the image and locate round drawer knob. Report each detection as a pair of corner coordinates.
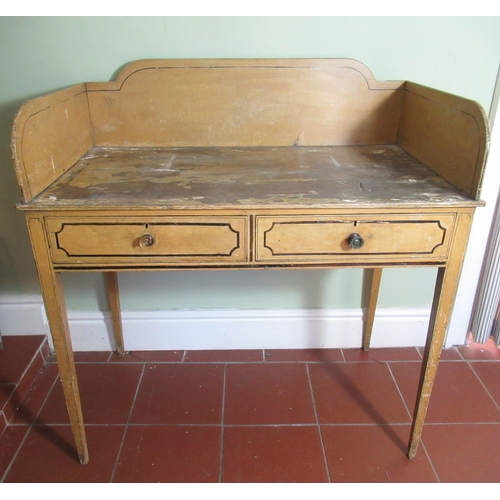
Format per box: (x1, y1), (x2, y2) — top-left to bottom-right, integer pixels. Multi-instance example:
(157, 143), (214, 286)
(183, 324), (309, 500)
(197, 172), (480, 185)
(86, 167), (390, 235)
(139, 233), (155, 248)
(348, 233), (364, 249)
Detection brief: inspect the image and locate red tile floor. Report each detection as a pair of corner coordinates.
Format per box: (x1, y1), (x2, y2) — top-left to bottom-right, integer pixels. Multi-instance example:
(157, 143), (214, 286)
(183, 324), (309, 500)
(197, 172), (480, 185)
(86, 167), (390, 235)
(1, 334), (499, 483)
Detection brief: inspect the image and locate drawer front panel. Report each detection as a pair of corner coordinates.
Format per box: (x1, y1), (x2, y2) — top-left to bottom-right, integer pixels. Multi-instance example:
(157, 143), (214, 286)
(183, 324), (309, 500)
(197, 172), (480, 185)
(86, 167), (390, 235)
(255, 215), (455, 262)
(47, 217), (247, 264)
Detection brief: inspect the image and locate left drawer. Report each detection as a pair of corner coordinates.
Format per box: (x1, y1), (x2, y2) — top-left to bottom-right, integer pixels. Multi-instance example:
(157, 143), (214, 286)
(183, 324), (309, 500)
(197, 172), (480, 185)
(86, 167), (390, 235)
(46, 217), (248, 265)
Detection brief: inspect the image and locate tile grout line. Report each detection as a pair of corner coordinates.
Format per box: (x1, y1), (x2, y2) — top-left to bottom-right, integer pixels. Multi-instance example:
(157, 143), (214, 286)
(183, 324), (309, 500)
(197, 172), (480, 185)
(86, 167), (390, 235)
(385, 362), (413, 422)
(218, 364), (227, 483)
(1, 366), (60, 483)
(109, 362), (146, 483)
(305, 362), (331, 483)
(71, 357), (427, 365)
(23, 420), (494, 429)
(421, 421), (500, 426)
(419, 437), (441, 483)
(17, 339), (48, 386)
(1, 424), (31, 483)
(466, 360), (500, 414)
(1, 339), (48, 423)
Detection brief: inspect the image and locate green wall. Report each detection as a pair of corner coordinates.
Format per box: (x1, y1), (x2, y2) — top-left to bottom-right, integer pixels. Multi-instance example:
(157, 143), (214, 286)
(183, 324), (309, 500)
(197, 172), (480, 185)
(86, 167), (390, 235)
(1, 17), (499, 311)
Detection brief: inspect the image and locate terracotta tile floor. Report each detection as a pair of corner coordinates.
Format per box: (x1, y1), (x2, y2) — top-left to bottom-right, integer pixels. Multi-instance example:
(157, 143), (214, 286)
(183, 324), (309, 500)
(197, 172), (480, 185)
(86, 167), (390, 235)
(1, 335), (500, 483)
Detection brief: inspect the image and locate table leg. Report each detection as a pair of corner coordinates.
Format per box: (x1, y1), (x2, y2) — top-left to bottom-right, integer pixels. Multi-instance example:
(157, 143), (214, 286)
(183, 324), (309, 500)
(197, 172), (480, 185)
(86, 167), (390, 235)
(104, 272), (125, 356)
(408, 267), (448, 459)
(362, 267), (382, 351)
(408, 210), (473, 459)
(26, 216), (89, 464)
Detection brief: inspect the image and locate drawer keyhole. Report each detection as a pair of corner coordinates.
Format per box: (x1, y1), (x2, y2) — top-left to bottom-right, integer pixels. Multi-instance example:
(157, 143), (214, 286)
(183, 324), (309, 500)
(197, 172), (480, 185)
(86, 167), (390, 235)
(139, 233), (155, 248)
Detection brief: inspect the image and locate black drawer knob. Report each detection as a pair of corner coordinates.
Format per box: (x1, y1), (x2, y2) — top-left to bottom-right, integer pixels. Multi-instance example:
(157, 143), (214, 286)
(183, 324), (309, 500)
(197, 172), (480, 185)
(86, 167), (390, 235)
(348, 233), (364, 249)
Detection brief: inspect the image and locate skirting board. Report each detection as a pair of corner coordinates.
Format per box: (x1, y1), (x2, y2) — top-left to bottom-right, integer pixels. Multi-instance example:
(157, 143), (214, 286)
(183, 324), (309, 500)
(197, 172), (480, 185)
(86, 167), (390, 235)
(0, 295), (50, 337)
(0, 295), (433, 351)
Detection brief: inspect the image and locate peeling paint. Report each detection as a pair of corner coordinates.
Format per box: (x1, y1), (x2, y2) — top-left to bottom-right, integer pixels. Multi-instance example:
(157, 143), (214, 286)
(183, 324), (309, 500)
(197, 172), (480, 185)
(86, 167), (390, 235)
(30, 145), (474, 209)
(329, 156), (342, 168)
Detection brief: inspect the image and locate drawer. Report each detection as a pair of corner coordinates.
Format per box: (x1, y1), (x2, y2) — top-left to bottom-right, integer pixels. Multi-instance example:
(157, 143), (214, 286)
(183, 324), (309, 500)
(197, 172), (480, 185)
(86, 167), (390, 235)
(255, 214), (455, 263)
(46, 217), (248, 265)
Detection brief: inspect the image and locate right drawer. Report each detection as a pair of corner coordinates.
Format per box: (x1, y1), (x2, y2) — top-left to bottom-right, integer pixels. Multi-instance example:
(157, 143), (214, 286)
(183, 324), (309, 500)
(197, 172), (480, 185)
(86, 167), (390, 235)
(255, 214), (456, 264)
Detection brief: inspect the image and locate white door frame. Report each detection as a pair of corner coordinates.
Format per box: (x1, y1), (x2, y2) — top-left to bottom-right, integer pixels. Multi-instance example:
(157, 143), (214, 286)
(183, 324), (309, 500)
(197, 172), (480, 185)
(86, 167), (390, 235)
(446, 64), (500, 347)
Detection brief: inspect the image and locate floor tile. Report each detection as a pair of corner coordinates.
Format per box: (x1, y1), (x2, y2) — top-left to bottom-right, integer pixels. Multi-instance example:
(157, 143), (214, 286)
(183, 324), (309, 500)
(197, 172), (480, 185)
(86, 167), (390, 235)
(0, 384), (15, 412)
(38, 363), (144, 424)
(3, 341), (500, 483)
(114, 425), (221, 482)
(264, 348), (343, 362)
(343, 347), (421, 362)
(3, 425), (125, 482)
(10, 362), (59, 425)
(422, 423), (500, 482)
(111, 350), (184, 363)
(0, 412), (7, 436)
(309, 362), (410, 424)
(0, 425), (29, 480)
(222, 426), (328, 482)
(390, 361), (500, 423)
(321, 425), (437, 482)
(131, 364), (224, 424)
(2, 352), (46, 422)
(185, 349), (263, 362)
(438, 346), (463, 360)
(0, 336), (45, 384)
(469, 362), (500, 410)
(224, 363), (316, 425)
(417, 346), (462, 361)
(73, 351), (112, 363)
(40, 338), (51, 360)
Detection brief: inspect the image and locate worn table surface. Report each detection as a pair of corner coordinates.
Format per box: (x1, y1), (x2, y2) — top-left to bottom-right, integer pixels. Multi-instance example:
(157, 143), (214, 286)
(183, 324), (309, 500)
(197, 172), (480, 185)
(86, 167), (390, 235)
(29, 145), (475, 210)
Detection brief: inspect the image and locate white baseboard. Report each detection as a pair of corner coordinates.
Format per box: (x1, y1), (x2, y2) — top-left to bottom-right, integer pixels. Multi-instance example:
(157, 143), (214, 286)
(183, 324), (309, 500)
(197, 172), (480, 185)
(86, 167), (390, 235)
(0, 295), (431, 351)
(67, 307), (431, 351)
(0, 295), (50, 336)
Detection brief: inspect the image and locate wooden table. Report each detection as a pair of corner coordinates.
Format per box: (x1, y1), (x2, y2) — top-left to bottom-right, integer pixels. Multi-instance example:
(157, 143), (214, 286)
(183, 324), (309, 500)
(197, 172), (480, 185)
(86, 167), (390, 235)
(11, 59), (489, 464)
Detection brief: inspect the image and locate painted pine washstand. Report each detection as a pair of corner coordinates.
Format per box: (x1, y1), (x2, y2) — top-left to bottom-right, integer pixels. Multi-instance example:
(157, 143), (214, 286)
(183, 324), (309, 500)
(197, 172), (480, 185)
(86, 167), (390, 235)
(11, 59), (489, 464)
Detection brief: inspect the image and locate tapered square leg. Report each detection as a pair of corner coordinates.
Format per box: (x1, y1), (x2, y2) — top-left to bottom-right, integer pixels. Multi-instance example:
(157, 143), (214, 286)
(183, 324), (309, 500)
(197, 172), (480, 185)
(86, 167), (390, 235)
(105, 272), (125, 356)
(408, 210), (474, 459)
(362, 267), (382, 351)
(26, 215), (89, 464)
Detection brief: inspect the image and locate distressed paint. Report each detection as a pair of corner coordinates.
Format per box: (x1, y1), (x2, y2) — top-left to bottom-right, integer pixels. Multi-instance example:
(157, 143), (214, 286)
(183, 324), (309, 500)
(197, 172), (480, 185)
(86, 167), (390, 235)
(25, 145), (476, 211)
(11, 58), (489, 465)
